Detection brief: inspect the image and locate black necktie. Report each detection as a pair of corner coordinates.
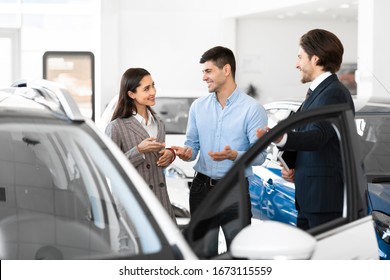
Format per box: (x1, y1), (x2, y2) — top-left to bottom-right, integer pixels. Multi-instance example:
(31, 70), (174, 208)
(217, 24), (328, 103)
(296, 88), (313, 113)
(306, 88), (313, 100)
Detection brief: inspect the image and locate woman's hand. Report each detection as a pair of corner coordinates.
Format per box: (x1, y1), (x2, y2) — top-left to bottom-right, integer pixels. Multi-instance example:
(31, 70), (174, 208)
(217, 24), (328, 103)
(157, 149), (174, 167)
(137, 137), (165, 154)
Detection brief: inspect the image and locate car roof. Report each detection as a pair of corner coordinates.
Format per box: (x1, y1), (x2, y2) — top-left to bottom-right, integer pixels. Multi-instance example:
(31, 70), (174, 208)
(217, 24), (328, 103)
(0, 80), (84, 122)
(264, 99), (303, 109)
(265, 95), (390, 114)
(354, 96), (390, 113)
(99, 89), (206, 130)
(0, 88), (61, 119)
(103, 89), (205, 114)
(155, 88), (205, 98)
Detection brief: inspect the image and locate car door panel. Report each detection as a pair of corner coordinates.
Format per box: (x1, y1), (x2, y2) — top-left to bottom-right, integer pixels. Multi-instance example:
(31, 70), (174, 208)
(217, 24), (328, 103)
(312, 216), (378, 259)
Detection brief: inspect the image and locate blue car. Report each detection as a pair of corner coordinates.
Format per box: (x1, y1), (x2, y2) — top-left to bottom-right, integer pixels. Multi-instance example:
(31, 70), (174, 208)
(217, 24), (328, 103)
(249, 98), (390, 259)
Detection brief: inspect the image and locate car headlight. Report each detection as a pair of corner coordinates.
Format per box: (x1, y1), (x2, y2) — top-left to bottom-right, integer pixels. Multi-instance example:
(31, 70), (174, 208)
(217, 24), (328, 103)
(372, 211), (390, 244)
(163, 165), (186, 179)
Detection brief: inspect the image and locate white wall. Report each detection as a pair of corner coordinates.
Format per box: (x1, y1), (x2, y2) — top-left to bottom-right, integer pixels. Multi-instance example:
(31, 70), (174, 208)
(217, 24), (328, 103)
(100, 2), (358, 113)
(98, 0), (120, 121)
(357, 0), (390, 100)
(2, 1), (101, 119)
(1, 0), (362, 121)
(99, 0), (237, 115)
(18, 4), (99, 81)
(236, 18), (357, 104)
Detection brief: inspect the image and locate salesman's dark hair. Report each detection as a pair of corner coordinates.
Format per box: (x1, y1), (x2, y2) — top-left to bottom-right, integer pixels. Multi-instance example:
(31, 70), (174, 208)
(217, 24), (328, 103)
(300, 29), (344, 73)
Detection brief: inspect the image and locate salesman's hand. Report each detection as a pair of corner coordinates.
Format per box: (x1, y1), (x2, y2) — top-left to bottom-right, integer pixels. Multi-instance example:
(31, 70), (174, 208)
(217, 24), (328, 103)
(171, 146), (192, 161)
(256, 127), (269, 138)
(256, 126), (284, 144)
(281, 167), (295, 183)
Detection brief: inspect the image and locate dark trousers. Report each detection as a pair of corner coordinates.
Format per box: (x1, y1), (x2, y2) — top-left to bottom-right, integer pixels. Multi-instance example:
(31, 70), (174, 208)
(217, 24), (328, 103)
(297, 210), (342, 230)
(189, 172), (251, 256)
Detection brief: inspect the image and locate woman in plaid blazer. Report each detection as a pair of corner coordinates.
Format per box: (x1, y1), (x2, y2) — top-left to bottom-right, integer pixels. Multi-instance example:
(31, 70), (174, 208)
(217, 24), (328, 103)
(105, 68), (176, 221)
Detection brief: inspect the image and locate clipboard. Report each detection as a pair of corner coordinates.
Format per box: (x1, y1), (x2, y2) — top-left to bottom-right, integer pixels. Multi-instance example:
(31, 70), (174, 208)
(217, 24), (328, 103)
(277, 150), (296, 170)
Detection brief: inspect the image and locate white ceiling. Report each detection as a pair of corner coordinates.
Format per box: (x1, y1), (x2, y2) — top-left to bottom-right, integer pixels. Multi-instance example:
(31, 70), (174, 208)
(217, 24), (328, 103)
(0, 0), (359, 22)
(239, 0), (358, 22)
(117, 0), (358, 22)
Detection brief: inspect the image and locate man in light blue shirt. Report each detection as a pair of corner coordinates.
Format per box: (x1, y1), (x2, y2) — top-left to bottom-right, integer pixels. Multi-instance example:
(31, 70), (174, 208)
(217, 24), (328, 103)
(184, 86), (267, 179)
(172, 46), (267, 256)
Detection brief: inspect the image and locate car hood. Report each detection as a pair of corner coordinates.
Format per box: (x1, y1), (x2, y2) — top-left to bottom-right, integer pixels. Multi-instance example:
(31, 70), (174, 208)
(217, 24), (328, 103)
(368, 182), (390, 213)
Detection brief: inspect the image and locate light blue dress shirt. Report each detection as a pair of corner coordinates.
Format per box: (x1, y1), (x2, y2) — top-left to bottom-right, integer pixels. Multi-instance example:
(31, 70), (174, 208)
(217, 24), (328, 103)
(185, 87), (268, 179)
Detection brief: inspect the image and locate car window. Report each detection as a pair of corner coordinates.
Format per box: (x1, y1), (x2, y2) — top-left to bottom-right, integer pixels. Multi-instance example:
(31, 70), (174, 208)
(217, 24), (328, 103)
(357, 116), (390, 179)
(0, 120), (171, 260)
(152, 97), (196, 134)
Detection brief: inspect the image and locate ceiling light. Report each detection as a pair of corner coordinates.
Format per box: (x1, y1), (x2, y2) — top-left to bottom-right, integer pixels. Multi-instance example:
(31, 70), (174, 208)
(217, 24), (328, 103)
(340, 4), (350, 9)
(285, 12), (296, 17)
(316, 7), (328, 13)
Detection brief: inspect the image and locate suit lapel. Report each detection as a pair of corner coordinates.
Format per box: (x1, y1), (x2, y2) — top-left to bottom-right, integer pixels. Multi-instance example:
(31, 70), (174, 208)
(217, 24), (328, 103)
(155, 116), (164, 143)
(122, 114), (164, 161)
(302, 74), (338, 110)
(122, 117), (150, 139)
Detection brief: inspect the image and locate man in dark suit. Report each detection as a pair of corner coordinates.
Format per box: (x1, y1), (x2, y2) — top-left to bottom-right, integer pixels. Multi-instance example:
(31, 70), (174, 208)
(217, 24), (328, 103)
(274, 29), (355, 230)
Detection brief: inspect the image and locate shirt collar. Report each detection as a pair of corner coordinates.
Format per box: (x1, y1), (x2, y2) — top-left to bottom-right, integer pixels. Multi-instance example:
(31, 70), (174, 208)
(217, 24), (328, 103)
(212, 86), (240, 106)
(227, 87), (240, 105)
(310, 72), (332, 91)
(133, 109), (155, 126)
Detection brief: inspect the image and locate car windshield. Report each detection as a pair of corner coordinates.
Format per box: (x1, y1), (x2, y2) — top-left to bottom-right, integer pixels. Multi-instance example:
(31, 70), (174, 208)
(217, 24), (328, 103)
(152, 97), (196, 134)
(0, 120), (162, 259)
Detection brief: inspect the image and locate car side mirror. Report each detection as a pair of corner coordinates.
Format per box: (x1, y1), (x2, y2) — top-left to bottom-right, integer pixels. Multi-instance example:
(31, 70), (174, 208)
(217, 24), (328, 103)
(230, 220), (316, 260)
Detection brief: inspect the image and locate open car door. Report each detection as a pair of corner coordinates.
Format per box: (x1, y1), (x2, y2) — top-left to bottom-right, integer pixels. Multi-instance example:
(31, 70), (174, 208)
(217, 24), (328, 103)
(185, 104), (378, 260)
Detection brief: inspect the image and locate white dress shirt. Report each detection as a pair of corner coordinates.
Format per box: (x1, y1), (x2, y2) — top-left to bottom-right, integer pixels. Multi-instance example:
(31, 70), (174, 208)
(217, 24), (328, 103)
(133, 109), (158, 138)
(277, 72), (332, 147)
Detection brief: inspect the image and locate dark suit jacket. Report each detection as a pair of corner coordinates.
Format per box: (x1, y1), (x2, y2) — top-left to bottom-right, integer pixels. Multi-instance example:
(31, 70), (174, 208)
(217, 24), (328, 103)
(283, 74), (355, 213)
(105, 111), (176, 221)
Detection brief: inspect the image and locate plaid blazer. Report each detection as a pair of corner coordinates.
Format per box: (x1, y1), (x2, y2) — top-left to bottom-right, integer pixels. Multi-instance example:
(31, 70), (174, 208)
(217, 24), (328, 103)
(105, 113), (175, 221)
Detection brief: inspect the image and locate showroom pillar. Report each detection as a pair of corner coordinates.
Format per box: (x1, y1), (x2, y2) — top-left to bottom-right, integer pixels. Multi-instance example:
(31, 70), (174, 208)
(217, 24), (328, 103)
(98, 0), (121, 121)
(357, 0), (390, 99)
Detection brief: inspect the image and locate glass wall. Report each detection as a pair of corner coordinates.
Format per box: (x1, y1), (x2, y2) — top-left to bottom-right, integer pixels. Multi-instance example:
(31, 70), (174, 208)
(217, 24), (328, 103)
(0, 0), (99, 118)
(0, 30), (19, 87)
